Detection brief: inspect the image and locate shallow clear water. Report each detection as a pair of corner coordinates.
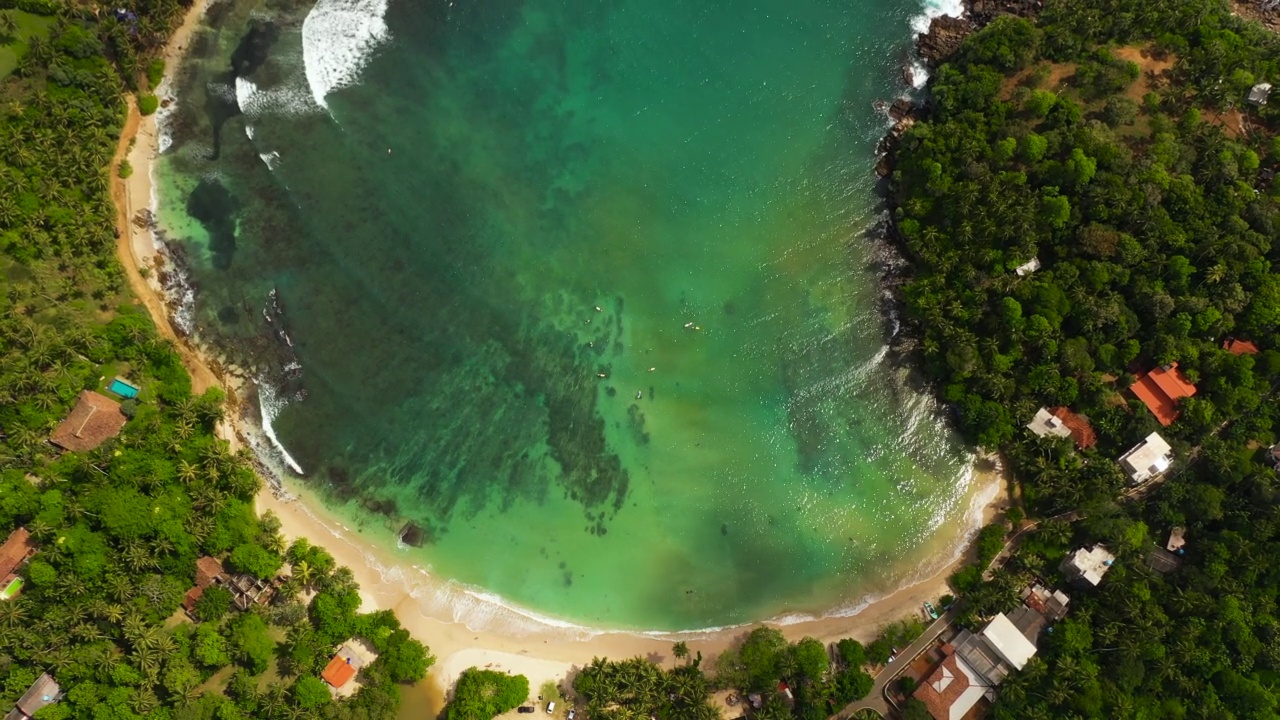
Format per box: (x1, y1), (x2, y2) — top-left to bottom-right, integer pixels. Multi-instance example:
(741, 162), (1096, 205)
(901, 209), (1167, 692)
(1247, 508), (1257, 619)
(156, 0), (980, 631)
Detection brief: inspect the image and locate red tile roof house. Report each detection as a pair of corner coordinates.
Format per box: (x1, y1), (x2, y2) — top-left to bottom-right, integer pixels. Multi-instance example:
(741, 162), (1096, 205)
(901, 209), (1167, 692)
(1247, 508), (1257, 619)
(182, 556), (227, 616)
(913, 644), (994, 720)
(48, 391), (128, 452)
(1223, 338), (1260, 355)
(1129, 363), (1197, 426)
(0, 528), (37, 602)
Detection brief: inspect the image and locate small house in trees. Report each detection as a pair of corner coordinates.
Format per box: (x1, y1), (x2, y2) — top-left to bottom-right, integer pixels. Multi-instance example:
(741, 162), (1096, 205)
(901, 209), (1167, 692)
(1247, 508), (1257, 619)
(1026, 407), (1096, 449)
(1223, 338), (1260, 355)
(4, 673), (61, 720)
(1129, 363), (1197, 426)
(1248, 82), (1272, 106)
(227, 573), (274, 611)
(182, 556), (227, 616)
(322, 640), (378, 697)
(49, 391), (128, 452)
(1014, 257), (1041, 276)
(1060, 544), (1115, 587)
(1119, 432), (1174, 485)
(1021, 584), (1070, 622)
(0, 528), (37, 602)
(1167, 526), (1187, 553)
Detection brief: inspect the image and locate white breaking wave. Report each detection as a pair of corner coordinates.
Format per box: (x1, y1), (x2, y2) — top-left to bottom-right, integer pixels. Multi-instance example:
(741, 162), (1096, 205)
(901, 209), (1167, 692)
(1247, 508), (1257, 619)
(908, 0), (966, 88)
(256, 380), (306, 474)
(259, 151), (282, 170)
(235, 74), (317, 118)
(301, 0), (390, 111)
(911, 0), (964, 35)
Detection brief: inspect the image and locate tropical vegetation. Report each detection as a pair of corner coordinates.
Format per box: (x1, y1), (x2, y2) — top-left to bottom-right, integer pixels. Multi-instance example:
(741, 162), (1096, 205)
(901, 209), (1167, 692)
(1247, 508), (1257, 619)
(0, 0), (431, 718)
(442, 668), (529, 720)
(889, 0), (1280, 716)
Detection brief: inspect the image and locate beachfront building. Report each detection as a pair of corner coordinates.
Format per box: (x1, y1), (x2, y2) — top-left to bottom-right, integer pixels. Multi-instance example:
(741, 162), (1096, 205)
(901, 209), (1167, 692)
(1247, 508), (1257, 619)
(182, 556), (227, 617)
(913, 643), (993, 720)
(322, 640), (379, 697)
(0, 528), (37, 602)
(1026, 407), (1096, 449)
(4, 673), (61, 720)
(1129, 363), (1197, 426)
(1248, 82), (1272, 106)
(49, 390), (128, 452)
(1014, 257), (1041, 276)
(1119, 432), (1174, 485)
(915, 611), (1042, 720)
(1061, 545), (1115, 587)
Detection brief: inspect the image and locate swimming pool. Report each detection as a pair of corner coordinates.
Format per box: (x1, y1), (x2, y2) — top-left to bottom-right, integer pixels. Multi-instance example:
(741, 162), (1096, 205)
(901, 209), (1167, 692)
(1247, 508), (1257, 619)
(108, 378), (140, 399)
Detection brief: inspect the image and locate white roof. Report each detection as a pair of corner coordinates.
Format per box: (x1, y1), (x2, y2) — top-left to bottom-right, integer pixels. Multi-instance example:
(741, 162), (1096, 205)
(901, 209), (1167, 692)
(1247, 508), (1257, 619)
(1167, 526), (1186, 552)
(950, 656), (993, 720)
(1027, 407), (1072, 439)
(1249, 83), (1272, 104)
(982, 613), (1039, 671)
(1119, 432), (1173, 483)
(1014, 257), (1041, 276)
(1063, 545), (1115, 586)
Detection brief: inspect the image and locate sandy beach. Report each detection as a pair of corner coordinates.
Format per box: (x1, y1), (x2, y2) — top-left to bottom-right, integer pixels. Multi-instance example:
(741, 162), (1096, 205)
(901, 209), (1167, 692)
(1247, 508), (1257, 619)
(255, 474), (1005, 714)
(110, 5), (1011, 713)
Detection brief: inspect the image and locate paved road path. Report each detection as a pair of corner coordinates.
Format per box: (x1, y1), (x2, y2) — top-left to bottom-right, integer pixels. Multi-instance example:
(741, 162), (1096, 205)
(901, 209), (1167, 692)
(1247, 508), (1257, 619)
(832, 606), (961, 719)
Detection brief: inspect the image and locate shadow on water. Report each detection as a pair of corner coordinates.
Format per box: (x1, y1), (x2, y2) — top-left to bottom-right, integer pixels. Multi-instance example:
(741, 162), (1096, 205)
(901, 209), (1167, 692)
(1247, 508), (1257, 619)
(186, 178), (239, 269)
(203, 20), (280, 160)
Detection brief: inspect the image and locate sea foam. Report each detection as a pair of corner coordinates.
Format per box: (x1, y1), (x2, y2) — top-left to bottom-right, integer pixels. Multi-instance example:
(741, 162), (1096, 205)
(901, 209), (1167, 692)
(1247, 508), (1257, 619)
(257, 380), (306, 475)
(907, 0), (966, 88)
(301, 0), (390, 111)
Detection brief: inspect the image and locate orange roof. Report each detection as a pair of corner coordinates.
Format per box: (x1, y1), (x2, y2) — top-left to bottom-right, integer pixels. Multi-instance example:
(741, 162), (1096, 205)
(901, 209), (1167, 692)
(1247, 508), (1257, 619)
(1049, 407), (1097, 449)
(1224, 339), (1260, 355)
(1130, 363), (1196, 426)
(322, 655), (356, 688)
(49, 391), (127, 452)
(0, 528), (36, 581)
(195, 556), (225, 588)
(1149, 363), (1197, 400)
(914, 645), (970, 720)
(182, 585), (205, 612)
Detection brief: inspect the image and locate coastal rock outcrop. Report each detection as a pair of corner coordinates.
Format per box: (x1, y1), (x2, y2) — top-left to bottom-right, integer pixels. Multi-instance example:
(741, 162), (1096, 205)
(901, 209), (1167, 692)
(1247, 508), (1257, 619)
(916, 15), (976, 65)
(965, 0), (1044, 24)
(1233, 0), (1280, 32)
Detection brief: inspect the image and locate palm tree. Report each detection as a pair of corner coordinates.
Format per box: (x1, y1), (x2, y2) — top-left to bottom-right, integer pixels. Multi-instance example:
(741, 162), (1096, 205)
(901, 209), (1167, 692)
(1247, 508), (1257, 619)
(0, 600), (28, 628)
(292, 560), (315, 590)
(671, 641), (689, 661)
(177, 459), (199, 484)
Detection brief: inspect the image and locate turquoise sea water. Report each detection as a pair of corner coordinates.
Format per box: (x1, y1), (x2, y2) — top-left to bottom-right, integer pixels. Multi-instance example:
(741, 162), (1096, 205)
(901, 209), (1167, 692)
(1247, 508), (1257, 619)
(155, 0), (981, 631)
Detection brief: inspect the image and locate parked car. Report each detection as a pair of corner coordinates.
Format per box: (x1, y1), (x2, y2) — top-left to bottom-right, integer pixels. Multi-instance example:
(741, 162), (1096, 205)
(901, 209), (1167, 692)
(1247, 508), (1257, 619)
(546, 701), (556, 713)
(567, 711), (576, 720)
(517, 707), (534, 714)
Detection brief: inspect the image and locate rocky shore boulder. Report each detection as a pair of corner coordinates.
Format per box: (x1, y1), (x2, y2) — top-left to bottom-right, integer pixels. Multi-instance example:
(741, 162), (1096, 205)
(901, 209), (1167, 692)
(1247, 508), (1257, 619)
(965, 0), (1044, 24)
(916, 15), (976, 65)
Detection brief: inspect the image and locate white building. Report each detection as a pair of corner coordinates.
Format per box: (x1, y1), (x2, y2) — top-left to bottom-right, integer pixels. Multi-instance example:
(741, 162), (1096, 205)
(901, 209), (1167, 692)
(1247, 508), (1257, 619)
(1249, 82), (1272, 106)
(1119, 432), (1173, 484)
(981, 613), (1040, 671)
(1061, 545), (1116, 587)
(1014, 257), (1041, 276)
(1026, 407), (1072, 440)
